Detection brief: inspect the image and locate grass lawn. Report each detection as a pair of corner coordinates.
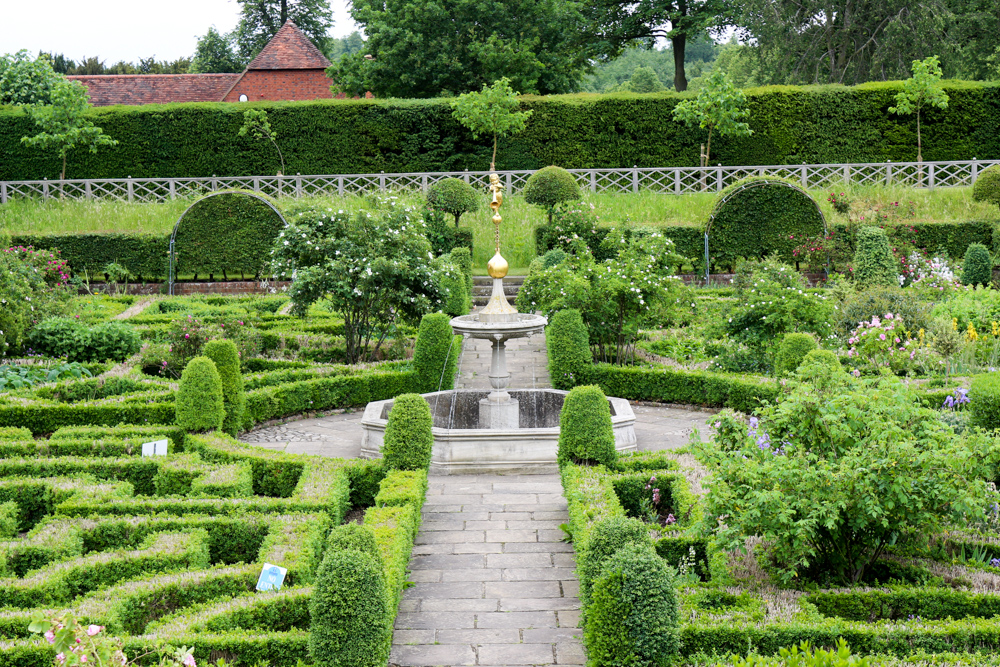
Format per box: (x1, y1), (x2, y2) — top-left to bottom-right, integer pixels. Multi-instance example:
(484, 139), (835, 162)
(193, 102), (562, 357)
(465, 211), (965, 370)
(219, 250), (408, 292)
(1, 184), (994, 271)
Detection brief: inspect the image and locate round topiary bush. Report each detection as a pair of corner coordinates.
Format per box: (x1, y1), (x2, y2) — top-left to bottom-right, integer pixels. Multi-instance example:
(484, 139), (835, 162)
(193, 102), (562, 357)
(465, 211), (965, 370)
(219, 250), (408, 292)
(309, 549), (392, 667)
(85, 321), (141, 362)
(523, 166), (581, 225)
(326, 523), (380, 560)
(547, 309), (592, 390)
(973, 165), (1000, 210)
(578, 515), (649, 609)
(708, 177), (825, 270)
(540, 248), (567, 269)
(412, 312), (460, 393)
(853, 226), (898, 288)
(382, 393), (434, 471)
(558, 385), (617, 468)
(202, 339), (246, 436)
(426, 177), (481, 226)
(585, 542), (680, 665)
(962, 242), (993, 287)
(774, 333), (818, 376)
(175, 356), (225, 432)
(970, 372), (1000, 431)
(801, 349), (842, 372)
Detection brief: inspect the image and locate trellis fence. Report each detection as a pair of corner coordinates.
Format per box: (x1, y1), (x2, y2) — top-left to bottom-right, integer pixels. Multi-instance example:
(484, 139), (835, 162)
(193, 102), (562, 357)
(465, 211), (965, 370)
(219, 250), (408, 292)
(2, 159), (998, 204)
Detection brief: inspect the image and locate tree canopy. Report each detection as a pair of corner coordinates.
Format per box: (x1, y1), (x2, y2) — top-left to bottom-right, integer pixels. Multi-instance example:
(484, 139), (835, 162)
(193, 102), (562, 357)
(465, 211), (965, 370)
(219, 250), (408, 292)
(233, 0), (333, 62)
(190, 27), (245, 73)
(0, 50), (63, 106)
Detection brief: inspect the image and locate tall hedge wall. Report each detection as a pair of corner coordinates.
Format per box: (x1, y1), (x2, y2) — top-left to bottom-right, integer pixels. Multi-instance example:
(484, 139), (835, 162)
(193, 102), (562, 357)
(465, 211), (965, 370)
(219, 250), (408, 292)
(2, 81), (998, 181)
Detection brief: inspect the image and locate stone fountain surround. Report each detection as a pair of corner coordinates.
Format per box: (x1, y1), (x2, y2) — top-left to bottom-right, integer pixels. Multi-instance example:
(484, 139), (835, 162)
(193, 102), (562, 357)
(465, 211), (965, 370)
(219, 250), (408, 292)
(360, 388), (637, 474)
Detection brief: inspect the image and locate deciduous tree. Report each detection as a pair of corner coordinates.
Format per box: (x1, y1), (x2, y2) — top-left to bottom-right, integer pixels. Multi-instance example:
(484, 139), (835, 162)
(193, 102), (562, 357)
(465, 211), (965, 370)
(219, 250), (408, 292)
(450, 78), (533, 171)
(233, 0), (333, 62)
(191, 27), (245, 73)
(888, 55), (949, 163)
(671, 70), (751, 166)
(0, 50), (62, 106)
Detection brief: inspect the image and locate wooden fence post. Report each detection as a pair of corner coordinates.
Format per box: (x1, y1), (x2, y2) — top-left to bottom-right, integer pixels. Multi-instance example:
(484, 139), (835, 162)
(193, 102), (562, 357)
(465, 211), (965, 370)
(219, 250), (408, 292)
(632, 166), (639, 193)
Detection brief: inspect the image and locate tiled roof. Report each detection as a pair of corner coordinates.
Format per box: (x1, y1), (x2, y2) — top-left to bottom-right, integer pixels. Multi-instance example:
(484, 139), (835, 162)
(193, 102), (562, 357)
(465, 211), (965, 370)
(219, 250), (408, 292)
(247, 21), (331, 70)
(68, 74), (241, 106)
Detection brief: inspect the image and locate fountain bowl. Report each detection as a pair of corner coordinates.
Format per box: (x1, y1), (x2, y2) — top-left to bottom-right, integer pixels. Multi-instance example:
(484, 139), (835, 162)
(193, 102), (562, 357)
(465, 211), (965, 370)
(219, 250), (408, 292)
(360, 389), (637, 474)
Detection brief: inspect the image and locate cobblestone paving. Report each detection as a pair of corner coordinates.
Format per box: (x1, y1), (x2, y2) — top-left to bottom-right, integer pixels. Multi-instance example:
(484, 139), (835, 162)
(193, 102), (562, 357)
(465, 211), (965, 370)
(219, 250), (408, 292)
(390, 475), (583, 667)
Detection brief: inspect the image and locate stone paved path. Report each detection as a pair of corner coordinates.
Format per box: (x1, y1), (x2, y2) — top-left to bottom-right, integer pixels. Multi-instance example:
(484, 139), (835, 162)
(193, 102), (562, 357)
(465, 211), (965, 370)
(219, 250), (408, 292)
(390, 474), (583, 667)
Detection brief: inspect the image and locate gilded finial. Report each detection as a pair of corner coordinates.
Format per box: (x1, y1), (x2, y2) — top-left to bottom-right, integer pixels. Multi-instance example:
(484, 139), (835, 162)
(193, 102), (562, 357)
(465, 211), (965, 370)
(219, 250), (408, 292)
(486, 173), (508, 278)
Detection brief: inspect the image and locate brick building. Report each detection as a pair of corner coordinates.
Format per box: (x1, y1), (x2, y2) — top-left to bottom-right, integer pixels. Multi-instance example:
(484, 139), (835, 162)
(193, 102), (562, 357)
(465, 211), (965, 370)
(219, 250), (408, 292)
(69, 21), (340, 106)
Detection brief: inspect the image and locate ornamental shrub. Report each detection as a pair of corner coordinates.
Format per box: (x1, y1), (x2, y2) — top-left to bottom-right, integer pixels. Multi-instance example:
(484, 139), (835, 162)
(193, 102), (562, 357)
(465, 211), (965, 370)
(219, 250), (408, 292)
(836, 287), (930, 338)
(853, 226), (898, 288)
(558, 385), (617, 468)
(585, 542), (680, 666)
(175, 356), (224, 432)
(382, 393), (434, 471)
(578, 515), (648, 610)
(412, 312), (460, 393)
(325, 523), (380, 560)
(800, 349), (842, 373)
(969, 372), (1000, 431)
(450, 246), (474, 296)
(24, 317), (86, 359)
(540, 248), (567, 269)
(708, 177), (825, 270)
(426, 177), (480, 226)
(438, 254), (471, 317)
(84, 321), (141, 362)
(972, 165), (1000, 210)
(523, 166), (581, 225)
(546, 309), (592, 390)
(309, 549), (392, 667)
(961, 242), (992, 287)
(202, 339), (246, 436)
(773, 333), (818, 376)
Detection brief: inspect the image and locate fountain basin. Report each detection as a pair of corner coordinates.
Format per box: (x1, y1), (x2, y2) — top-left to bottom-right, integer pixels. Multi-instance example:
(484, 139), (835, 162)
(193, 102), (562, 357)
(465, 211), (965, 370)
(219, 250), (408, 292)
(360, 389), (637, 474)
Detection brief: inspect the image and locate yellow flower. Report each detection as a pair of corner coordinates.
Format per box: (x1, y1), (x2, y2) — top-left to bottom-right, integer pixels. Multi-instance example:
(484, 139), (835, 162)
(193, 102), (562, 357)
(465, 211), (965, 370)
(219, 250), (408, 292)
(992, 321), (999, 338)
(918, 328), (926, 345)
(967, 323), (979, 342)
(952, 318), (958, 331)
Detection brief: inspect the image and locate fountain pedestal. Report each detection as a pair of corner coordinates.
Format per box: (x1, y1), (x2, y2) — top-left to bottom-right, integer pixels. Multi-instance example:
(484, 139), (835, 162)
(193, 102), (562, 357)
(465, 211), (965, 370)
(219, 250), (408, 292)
(480, 334), (518, 429)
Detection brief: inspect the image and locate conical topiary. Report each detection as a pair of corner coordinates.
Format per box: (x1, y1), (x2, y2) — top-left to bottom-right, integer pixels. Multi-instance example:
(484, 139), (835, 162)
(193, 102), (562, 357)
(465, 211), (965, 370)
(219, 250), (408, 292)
(412, 312), (459, 393)
(962, 242), (992, 287)
(202, 339), (246, 436)
(175, 356), (224, 432)
(547, 309), (592, 390)
(558, 384), (616, 468)
(382, 393), (434, 471)
(853, 226), (897, 288)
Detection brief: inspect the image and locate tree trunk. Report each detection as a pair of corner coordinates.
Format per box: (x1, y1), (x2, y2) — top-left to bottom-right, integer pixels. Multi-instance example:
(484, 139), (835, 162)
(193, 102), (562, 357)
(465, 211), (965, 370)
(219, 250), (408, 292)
(60, 153), (67, 181)
(672, 34), (687, 92)
(491, 135), (497, 172)
(916, 108), (922, 164)
(280, 0), (288, 25)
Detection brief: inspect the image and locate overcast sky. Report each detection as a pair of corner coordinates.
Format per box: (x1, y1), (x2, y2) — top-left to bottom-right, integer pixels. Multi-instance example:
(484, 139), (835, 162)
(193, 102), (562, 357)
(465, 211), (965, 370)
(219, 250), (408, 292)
(0, 0), (361, 64)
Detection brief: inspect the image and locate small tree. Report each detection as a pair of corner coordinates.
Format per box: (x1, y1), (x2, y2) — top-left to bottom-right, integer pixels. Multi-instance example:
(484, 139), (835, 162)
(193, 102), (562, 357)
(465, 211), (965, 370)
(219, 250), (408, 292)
(0, 50), (62, 106)
(426, 177), (480, 226)
(238, 108), (285, 175)
(627, 66), (665, 93)
(888, 56), (949, 164)
(20, 78), (117, 181)
(523, 166), (581, 225)
(671, 70), (752, 167)
(450, 77), (533, 171)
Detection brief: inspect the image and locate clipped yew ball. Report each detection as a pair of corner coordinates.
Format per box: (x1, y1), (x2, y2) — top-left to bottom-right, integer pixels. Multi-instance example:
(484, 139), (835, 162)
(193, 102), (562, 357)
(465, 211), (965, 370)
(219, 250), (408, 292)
(382, 393), (434, 471)
(774, 333), (818, 376)
(558, 384), (617, 468)
(972, 165), (1000, 210)
(175, 356), (224, 432)
(523, 166), (581, 224)
(426, 177), (480, 226)
(962, 242), (993, 287)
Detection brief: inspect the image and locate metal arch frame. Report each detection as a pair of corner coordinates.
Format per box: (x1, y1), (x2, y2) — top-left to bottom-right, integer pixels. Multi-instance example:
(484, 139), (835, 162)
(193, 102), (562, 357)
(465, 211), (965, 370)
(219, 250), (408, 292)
(167, 190), (289, 296)
(702, 178), (829, 284)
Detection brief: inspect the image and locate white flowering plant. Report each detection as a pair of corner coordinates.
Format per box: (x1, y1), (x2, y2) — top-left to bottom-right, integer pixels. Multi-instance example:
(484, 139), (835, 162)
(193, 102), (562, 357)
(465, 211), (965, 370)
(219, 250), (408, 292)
(270, 205), (448, 364)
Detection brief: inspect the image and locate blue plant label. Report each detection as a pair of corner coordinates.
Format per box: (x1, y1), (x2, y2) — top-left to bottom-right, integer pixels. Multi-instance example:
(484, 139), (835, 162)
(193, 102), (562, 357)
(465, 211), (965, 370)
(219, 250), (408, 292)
(141, 440), (168, 457)
(256, 562), (287, 591)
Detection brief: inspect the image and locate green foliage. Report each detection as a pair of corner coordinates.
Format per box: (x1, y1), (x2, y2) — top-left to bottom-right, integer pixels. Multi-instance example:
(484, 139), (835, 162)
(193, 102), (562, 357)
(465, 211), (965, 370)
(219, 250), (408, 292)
(800, 349), (842, 373)
(708, 178), (825, 269)
(0, 50), (63, 106)
(725, 639), (869, 667)
(175, 356), (224, 433)
(546, 309), (593, 390)
(672, 70), (752, 165)
(962, 242), (993, 287)
(774, 333), (818, 375)
(888, 56), (950, 162)
(577, 514), (649, 609)
(626, 66), (666, 93)
(20, 78), (117, 180)
(238, 109), (285, 175)
(412, 312), (460, 393)
(3, 83), (1000, 180)
(173, 191), (285, 281)
(523, 166), (581, 224)
(0, 236), (67, 357)
(969, 372), (1000, 431)
(973, 165), (1000, 210)
(190, 26), (245, 74)
(541, 248), (567, 268)
(25, 318), (140, 363)
(450, 246), (474, 296)
(0, 500), (18, 538)
(836, 287), (930, 338)
(585, 542), (680, 666)
(854, 226), (899, 288)
(426, 178), (480, 226)
(202, 339), (246, 437)
(694, 372), (1000, 584)
(11, 233), (167, 282)
(437, 254), (471, 317)
(325, 523), (380, 560)
(24, 317), (84, 359)
(450, 78), (533, 170)
(381, 393), (434, 472)
(558, 385), (617, 467)
(271, 205), (447, 364)
(309, 549), (392, 667)
(84, 322), (141, 362)
(233, 0), (332, 62)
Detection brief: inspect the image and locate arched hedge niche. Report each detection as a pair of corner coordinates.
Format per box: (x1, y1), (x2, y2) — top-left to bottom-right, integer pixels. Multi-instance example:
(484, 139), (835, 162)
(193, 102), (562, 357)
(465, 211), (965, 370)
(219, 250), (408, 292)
(706, 177), (826, 272)
(168, 190), (287, 293)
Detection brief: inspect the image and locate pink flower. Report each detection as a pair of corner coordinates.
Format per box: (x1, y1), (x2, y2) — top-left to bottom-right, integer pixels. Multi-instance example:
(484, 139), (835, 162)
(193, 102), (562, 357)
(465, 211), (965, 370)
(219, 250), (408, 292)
(55, 654), (65, 663)
(879, 334), (886, 341)
(80, 656), (88, 663)
(44, 631), (55, 644)
(183, 655), (196, 667)
(86, 625), (102, 637)
(184, 334), (189, 339)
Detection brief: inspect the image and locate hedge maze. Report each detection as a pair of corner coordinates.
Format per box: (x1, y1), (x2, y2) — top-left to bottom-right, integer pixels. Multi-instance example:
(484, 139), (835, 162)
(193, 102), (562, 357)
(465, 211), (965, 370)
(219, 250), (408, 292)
(0, 425), (427, 666)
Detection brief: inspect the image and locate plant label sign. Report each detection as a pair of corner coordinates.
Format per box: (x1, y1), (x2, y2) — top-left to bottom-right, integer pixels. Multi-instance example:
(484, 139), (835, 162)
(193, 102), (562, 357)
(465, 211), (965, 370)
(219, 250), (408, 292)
(256, 562), (287, 591)
(141, 440), (169, 457)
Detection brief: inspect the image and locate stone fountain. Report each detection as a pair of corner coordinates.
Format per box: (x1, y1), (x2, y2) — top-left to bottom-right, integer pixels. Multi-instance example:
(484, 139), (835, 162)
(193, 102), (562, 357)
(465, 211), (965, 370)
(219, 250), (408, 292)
(360, 173), (636, 474)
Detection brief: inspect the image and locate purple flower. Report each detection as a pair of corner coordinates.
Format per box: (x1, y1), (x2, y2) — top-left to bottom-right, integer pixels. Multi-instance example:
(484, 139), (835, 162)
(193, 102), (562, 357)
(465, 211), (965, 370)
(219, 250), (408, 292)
(991, 558), (1000, 568)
